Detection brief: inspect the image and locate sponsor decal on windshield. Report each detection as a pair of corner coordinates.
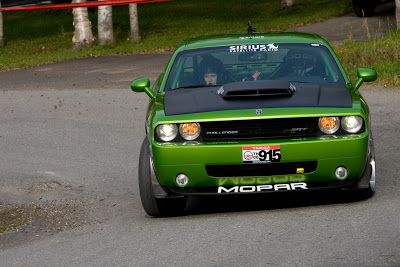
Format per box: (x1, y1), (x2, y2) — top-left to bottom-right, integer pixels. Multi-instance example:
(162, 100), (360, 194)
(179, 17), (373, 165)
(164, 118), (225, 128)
(229, 43), (279, 53)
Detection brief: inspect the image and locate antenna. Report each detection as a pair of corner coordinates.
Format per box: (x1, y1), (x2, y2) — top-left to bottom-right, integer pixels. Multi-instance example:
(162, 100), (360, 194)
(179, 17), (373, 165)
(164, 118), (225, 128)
(247, 21), (255, 34)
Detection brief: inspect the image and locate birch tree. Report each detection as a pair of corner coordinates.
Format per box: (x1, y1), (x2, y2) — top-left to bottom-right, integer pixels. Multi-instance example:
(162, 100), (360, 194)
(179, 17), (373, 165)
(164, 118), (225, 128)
(0, 0), (4, 47)
(396, 0), (400, 29)
(281, 0), (294, 9)
(98, 5), (114, 46)
(129, 4), (140, 43)
(72, 0), (95, 50)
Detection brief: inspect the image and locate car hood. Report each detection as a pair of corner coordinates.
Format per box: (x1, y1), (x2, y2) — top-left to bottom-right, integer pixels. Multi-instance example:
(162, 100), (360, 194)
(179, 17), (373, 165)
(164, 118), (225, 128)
(163, 82), (352, 116)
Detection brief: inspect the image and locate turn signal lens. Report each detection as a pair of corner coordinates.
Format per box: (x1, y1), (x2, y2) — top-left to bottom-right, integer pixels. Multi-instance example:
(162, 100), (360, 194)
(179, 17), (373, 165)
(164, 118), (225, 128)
(156, 124), (178, 142)
(179, 123), (201, 140)
(318, 117), (340, 134)
(342, 116), (363, 133)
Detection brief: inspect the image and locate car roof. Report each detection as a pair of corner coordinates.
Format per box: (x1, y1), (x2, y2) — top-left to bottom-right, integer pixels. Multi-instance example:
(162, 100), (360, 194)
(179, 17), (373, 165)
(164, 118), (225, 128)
(175, 32), (329, 52)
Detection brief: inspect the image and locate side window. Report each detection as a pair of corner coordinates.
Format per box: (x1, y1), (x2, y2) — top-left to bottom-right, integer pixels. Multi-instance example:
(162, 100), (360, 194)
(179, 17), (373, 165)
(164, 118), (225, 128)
(176, 57), (194, 88)
(152, 73), (164, 92)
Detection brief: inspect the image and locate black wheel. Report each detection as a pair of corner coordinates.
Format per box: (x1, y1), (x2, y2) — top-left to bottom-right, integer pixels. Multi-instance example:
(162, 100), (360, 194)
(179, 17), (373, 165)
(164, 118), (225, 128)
(353, 0), (376, 17)
(138, 138), (187, 217)
(357, 183), (375, 199)
(356, 132), (376, 199)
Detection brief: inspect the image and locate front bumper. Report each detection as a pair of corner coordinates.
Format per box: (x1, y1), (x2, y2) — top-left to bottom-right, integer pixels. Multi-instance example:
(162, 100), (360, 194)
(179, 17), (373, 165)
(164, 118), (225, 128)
(151, 133), (370, 195)
(165, 155), (373, 196)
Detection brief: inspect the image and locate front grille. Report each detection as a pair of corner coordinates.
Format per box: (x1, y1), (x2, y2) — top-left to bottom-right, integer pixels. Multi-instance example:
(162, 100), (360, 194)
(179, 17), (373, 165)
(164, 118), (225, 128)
(202, 118), (317, 141)
(206, 161), (317, 177)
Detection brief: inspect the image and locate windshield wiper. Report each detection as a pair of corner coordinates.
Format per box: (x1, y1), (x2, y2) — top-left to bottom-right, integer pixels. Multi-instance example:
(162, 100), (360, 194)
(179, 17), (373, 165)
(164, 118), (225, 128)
(174, 85), (219, 90)
(174, 85), (205, 90)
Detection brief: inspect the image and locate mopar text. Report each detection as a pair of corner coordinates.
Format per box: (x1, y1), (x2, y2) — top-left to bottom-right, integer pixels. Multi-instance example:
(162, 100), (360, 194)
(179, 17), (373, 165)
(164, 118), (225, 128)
(217, 182), (308, 193)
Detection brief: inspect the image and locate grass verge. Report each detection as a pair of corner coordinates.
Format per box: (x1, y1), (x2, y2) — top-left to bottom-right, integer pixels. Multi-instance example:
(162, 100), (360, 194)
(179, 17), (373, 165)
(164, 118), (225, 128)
(1, 0), (352, 71)
(1, 0), (399, 86)
(334, 29), (400, 86)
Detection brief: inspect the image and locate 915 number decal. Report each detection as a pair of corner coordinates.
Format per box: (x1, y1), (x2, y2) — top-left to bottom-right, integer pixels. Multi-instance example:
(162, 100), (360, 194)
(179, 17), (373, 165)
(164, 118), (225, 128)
(242, 145), (281, 163)
(259, 149), (281, 162)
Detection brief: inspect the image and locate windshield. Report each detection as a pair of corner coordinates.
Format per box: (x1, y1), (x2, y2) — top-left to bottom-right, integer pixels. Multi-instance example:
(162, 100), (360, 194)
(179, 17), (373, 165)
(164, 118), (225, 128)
(165, 43), (344, 91)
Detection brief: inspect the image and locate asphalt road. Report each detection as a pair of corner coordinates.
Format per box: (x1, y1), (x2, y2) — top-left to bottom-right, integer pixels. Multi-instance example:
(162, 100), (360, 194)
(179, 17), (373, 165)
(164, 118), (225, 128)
(287, 1), (397, 44)
(1, 4), (400, 266)
(0, 84), (400, 266)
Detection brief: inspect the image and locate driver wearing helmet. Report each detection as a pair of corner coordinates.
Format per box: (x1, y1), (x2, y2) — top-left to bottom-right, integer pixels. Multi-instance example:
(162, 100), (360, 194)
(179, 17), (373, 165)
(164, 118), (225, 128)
(286, 51), (316, 76)
(199, 58), (224, 86)
(273, 49), (317, 79)
(204, 70), (218, 86)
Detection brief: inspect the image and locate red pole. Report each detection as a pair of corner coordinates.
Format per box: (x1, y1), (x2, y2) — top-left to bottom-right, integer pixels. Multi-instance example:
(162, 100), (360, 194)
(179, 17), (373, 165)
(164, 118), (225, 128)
(0, 0), (170, 12)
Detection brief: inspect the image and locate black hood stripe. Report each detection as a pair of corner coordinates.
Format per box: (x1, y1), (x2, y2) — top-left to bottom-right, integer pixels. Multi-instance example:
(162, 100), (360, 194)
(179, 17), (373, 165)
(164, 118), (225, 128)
(164, 82), (352, 116)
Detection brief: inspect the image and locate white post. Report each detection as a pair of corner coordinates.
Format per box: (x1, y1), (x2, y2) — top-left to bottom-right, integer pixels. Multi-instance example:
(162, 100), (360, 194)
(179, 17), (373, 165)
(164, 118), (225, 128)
(129, 4), (140, 43)
(0, 0), (4, 47)
(281, 0), (294, 9)
(72, 0), (95, 50)
(396, 0), (400, 29)
(98, 5), (114, 46)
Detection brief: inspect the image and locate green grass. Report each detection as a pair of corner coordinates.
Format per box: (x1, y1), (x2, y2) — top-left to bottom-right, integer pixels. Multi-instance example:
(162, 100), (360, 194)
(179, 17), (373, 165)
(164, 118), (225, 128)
(1, 0), (399, 86)
(334, 30), (400, 86)
(0, 0), (352, 71)
(0, 221), (26, 233)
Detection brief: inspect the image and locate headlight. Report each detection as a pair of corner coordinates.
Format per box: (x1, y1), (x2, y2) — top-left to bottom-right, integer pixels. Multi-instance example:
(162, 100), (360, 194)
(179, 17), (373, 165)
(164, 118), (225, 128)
(179, 123), (201, 140)
(342, 116), (363, 133)
(156, 124), (178, 142)
(318, 117), (340, 134)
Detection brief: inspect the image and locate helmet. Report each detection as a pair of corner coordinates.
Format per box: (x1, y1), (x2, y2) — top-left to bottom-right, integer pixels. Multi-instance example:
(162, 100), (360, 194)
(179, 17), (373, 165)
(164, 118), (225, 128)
(285, 49), (316, 76)
(198, 58), (224, 85)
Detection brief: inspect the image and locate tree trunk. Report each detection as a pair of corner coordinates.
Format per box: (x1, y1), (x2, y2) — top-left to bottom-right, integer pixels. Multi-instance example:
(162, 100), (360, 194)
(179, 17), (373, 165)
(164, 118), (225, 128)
(0, 0), (4, 47)
(98, 5), (114, 46)
(72, 0), (95, 50)
(396, 0), (400, 29)
(281, 0), (294, 9)
(129, 4), (140, 43)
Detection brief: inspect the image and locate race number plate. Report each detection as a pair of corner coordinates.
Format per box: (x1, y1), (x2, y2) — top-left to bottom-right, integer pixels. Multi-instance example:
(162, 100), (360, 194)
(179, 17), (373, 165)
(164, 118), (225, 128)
(242, 145), (281, 163)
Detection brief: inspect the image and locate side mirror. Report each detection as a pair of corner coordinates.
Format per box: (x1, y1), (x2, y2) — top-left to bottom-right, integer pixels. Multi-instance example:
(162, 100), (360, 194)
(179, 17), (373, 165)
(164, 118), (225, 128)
(353, 68), (377, 90)
(130, 78), (155, 99)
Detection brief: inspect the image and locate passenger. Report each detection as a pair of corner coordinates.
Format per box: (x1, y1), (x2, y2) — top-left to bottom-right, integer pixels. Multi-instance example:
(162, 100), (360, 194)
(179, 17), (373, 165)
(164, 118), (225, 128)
(199, 58), (225, 86)
(204, 70), (218, 86)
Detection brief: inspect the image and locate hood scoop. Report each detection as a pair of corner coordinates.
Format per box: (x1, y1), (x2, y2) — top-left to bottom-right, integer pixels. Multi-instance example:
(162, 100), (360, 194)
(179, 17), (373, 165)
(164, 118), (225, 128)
(218, 81), (296, 98)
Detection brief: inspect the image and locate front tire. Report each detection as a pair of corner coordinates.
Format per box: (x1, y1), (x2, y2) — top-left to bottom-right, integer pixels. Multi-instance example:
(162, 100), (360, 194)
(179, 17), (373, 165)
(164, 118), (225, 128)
(356, 132), (376, 199)
(138, 138), (187, 217)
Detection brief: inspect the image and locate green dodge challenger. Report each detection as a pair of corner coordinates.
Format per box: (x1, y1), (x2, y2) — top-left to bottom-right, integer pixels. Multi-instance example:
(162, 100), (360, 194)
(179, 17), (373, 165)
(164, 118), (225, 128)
(131, 31), (377, 217)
